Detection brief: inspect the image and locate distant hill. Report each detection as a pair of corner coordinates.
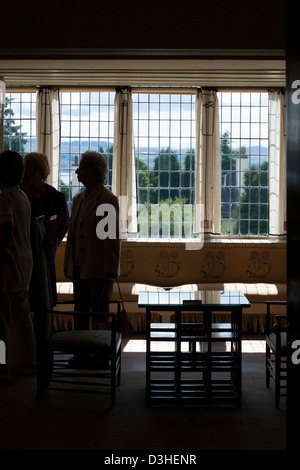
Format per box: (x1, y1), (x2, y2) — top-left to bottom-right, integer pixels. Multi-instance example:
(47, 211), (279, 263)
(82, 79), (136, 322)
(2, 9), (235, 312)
(25, 138), (268, 170)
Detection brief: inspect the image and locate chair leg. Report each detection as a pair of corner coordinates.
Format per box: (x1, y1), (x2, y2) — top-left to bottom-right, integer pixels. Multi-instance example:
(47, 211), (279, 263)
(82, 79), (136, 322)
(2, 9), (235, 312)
(266, 344), (270, 388)
(110, 350), (117, 406)
(111, 385), (116, 406)
(275, 352), (281, 409)
(117, 358), (121, 386)
(275, 387), (280, 409)
(36, 350), (53, 400)
(110, 351), (121, 405)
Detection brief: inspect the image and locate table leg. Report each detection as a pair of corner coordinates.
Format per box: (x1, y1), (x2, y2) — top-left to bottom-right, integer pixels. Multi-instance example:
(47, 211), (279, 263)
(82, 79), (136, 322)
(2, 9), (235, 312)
(146, 306), (151, 405)
(175, 307), (181, 403)
(205, 309), (212, 402)
(235, 307), (242, 406)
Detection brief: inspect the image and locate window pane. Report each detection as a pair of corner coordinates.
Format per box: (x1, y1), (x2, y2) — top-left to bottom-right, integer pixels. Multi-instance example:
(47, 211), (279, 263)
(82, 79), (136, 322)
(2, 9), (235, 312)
(133, 93), (196, 240)
(59, 91), (115, 211)
(220, 92), (269, 236)
(4, 92), (37, 156)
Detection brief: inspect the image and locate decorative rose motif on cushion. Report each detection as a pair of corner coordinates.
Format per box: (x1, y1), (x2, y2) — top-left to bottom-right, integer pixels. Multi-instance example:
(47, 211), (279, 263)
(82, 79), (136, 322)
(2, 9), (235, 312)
(201, 251), (226, 278)
(120, 249), (134, 277)
(155, 250), (180, 278)
(247, 251), (271, 278)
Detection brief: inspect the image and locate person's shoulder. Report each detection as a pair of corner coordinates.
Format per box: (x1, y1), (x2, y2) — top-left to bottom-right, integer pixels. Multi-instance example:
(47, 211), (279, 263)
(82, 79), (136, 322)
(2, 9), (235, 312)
(2, 185), (25, 200)
(45, 183), (60, 196)
(1, 186), (30, 208)
(72, 189), (84, 205)
(46, 183), (67, 202)
(17, 186), (31, 207)
(101, 185), (118, 202)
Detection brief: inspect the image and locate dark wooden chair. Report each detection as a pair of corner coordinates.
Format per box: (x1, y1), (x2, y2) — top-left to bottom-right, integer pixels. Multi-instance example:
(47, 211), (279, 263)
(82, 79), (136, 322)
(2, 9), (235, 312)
(265, 300), (287, 408)
(30, 216), (122, 406)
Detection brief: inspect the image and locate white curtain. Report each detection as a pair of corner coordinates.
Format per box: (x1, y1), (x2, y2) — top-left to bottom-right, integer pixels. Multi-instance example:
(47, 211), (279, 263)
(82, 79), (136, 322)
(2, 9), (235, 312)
(36, 87), (60, 189)
(0, 80), (6, 152)
(268, 90), (287, 236)
(0, 80), (5, 152)
(194, 89), (221, 235)
(112, 88), (137, 236)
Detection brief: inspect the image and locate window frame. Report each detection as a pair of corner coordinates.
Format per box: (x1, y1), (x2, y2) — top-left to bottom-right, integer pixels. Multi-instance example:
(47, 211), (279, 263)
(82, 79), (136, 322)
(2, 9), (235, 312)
(3, 86), (284, 242)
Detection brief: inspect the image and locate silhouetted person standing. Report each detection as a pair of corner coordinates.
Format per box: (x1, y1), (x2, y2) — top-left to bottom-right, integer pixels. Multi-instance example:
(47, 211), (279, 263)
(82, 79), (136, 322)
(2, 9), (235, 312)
(64, 151), (120, 330)
(0, 150), (36, 381)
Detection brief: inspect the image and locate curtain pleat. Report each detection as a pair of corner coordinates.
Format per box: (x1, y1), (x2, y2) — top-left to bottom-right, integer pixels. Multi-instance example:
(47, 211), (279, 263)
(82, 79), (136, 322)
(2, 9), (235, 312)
(112, 88), (137, 236)
(194, 89), (221, 235)
(36, 87), (60, 189)
(268, 90), (287, 236)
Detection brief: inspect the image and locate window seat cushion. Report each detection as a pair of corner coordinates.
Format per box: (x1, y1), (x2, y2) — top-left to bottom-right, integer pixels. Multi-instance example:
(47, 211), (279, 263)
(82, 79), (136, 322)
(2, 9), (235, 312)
(55, 281), (286, 333)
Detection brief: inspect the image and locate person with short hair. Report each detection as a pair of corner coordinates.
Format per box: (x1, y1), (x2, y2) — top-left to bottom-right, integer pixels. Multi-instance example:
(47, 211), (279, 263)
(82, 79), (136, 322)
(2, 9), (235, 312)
(64, 151), (120, 331)
(22, 152), (69, 303)
(0, 150), (36, 381)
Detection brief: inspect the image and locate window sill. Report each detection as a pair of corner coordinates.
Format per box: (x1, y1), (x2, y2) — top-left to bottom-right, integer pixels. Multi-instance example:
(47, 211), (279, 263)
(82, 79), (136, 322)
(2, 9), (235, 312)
(207, 236), (287, 244)
(124, 236), (287, 245)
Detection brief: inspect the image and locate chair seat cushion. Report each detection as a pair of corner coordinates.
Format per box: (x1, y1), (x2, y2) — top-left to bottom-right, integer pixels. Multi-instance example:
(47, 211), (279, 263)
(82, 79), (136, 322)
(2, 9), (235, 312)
(48, 330), (121, 354)
(266, 332), (287, 352)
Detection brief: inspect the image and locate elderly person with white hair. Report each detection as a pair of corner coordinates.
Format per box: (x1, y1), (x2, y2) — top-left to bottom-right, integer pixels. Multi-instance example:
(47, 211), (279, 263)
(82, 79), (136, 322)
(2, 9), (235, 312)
(64, 151), (120, 332)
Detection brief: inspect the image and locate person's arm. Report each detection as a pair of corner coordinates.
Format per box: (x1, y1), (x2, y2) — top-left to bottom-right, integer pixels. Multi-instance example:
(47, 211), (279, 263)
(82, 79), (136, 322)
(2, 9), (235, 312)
(103, 195), (120, 279)
(0, 222), (12, 255)
(56, 192), (70, 245)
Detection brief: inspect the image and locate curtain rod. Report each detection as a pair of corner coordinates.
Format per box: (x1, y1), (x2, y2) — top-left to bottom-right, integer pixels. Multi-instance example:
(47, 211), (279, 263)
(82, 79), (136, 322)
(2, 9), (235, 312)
(217, 86), (285, 93)
(131, 87), (199, 94)
(5, 85), (277, 94)
(5, 86), (38, 92)
(60, 85), (274, 94)
(57, 86), (116, 92)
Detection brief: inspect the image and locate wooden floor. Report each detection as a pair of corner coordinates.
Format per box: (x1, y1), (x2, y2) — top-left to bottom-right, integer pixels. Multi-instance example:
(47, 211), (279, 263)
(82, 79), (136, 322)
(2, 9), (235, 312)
(0, 334), (286, 453)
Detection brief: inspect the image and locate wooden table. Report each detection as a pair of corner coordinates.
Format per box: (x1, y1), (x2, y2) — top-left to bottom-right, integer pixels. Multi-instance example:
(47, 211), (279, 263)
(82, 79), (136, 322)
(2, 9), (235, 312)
(138, 290), (250, 405)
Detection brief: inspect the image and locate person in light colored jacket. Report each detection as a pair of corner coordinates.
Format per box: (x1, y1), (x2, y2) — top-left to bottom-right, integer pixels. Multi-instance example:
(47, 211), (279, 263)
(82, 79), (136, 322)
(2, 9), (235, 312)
(64, 151), (120, 330)
(0, 150), (36, 381)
